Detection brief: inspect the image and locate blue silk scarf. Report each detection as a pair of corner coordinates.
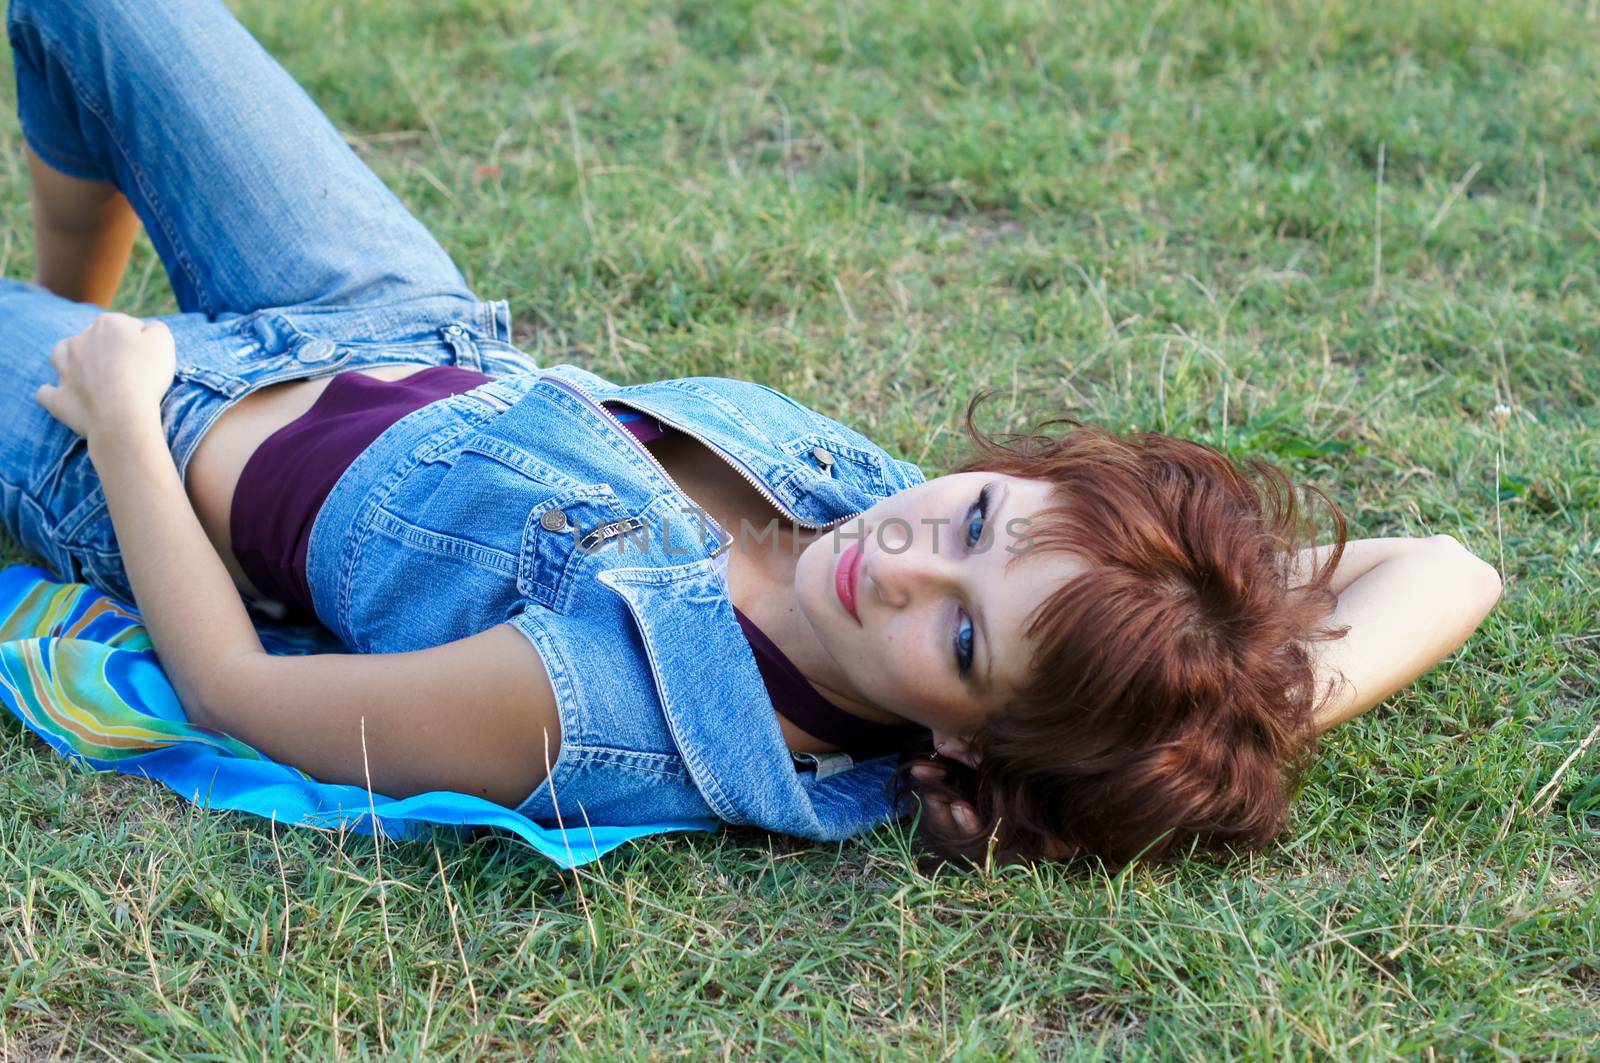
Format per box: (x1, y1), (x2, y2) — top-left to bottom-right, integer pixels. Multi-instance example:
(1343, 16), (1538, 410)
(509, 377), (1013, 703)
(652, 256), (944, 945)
(0, 564), (714, 867)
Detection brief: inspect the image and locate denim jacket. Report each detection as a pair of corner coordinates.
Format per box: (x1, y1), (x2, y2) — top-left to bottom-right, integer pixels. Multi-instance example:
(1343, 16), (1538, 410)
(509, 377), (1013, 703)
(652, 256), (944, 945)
(4, 0), (924, 854)
(43, 296), (926, 843)
(199, 303), (930, 842)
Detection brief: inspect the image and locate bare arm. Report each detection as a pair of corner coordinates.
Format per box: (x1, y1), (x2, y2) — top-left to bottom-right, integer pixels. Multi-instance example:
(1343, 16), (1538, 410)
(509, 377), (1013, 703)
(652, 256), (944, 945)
(93, 423), (560, 801)
(40, 315), (559, 804)
(89, 414), (262, 715)
(1294, 536), (1503, 734)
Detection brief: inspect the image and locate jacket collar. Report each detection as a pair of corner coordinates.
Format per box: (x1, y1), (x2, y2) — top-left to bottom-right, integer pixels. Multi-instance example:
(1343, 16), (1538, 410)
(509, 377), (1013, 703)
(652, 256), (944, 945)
(596, 560), (898, 837)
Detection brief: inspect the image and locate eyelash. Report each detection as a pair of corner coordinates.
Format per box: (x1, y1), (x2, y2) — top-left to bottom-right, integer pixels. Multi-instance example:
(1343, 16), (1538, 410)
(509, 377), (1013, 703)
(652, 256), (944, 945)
(953, 483), (993, 679)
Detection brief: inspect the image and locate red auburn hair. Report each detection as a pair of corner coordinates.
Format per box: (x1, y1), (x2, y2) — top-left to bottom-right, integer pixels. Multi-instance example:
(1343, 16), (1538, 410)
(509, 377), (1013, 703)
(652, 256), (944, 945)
(899, 395), (1348, 867)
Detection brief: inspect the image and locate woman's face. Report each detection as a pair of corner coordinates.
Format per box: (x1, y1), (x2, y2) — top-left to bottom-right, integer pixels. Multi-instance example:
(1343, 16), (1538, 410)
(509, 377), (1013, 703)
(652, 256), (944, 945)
(793, 471), (1085, 762)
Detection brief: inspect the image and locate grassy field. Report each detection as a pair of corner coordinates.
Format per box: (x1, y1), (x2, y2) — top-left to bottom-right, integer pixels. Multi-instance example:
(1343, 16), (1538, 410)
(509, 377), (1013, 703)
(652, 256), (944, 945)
(3, 0), (1598, 1057)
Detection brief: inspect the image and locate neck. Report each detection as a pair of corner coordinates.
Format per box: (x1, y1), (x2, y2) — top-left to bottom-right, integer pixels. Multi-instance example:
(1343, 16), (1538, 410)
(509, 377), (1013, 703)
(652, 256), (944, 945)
(728, 529), (906, 728)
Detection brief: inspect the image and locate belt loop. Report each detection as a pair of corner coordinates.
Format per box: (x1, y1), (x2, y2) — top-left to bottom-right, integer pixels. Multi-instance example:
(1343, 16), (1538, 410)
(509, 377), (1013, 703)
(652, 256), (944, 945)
(465, 383), (513, 414)
(792, 751), (855, 780)
(440, 323), (484, 371)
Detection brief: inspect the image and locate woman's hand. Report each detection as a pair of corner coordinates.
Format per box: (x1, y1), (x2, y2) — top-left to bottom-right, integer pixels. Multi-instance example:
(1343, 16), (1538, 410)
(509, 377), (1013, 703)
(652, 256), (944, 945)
(910, 761), (1076, 860)
(910, 761), (984, 835)
(35, 312), (176, 440)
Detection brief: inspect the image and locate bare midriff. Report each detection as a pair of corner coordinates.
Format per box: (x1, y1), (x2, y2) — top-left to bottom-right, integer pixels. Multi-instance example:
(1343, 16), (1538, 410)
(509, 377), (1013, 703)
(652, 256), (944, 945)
(183, 366), (817, 613)
(184, 365), (433, 601)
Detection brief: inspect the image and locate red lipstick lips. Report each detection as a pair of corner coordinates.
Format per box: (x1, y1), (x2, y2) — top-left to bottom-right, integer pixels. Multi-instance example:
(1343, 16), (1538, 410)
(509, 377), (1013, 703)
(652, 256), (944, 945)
(836, 540), (863, 624)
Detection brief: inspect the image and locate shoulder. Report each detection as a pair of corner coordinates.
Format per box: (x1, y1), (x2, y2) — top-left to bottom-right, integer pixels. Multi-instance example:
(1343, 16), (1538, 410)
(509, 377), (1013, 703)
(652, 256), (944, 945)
(625, 374), (927, 490)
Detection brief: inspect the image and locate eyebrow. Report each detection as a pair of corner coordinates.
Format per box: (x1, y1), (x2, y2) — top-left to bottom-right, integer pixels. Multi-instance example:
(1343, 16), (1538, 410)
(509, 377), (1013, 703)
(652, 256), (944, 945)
(973, 480), (1008, 694)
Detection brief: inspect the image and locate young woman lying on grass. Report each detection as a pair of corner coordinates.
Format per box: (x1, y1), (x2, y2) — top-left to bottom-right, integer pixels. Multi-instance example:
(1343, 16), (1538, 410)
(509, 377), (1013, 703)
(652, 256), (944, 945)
(2, 0), (1501, 866)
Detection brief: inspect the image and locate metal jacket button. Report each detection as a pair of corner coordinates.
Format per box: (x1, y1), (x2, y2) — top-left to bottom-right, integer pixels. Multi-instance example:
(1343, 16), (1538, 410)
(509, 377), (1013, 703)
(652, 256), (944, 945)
(539, 508), (570, 533)
(810, 447), (836, 474)
(297, 337), (338, 363)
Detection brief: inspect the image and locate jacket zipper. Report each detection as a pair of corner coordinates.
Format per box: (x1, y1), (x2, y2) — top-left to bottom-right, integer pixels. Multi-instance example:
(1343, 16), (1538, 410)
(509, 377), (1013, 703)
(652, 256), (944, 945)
(542, 374), (730, 555)
(540, 374), (867, 545)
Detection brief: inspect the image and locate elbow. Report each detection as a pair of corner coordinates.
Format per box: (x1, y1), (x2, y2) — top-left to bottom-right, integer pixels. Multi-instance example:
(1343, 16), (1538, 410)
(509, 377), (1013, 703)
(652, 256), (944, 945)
(186, 650), (268, 733)
(1476, 561), (1504, 618)
(1429, 534), (1503, 618)
(181, 678), (227, 732)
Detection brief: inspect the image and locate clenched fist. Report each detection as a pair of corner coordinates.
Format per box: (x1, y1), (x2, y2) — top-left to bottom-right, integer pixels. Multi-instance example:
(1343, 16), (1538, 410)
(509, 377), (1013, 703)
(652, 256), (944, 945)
(35, 313), (176, 440)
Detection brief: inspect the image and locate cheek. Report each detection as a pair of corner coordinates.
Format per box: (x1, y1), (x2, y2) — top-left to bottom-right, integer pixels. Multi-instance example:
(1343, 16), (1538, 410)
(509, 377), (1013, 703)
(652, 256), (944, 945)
(802, 540), (844, 616)
(867, 492), (932, 538)
(868, 626), (946, 702)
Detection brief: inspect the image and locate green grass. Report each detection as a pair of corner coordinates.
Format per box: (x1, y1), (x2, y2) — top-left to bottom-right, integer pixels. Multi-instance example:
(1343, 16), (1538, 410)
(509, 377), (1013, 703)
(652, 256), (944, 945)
(3, 0), (1598, 1057)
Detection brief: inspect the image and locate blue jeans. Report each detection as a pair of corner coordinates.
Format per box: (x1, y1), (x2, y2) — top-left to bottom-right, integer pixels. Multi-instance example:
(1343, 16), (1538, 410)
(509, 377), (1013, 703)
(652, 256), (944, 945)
(1, 0), (534, 607)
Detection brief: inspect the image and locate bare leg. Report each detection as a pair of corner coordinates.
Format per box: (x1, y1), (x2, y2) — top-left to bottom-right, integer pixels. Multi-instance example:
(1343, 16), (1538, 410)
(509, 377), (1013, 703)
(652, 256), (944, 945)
(26, 143), (140, 307)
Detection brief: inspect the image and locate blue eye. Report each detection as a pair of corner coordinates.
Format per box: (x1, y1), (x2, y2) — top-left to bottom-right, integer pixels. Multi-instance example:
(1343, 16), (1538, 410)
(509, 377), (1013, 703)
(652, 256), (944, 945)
(954, 614), (975, 678)
(953, 483), (993, 678)
(965, 483), (992, 549)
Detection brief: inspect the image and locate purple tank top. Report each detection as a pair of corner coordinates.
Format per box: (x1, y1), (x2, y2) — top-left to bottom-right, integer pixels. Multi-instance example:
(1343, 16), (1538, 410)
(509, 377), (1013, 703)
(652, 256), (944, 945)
(230, 370), (916, 757)
(230, 366), (489, 619)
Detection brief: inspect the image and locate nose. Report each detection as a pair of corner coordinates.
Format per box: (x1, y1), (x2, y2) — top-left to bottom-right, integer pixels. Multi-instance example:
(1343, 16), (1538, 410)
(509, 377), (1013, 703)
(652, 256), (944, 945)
(866, 521), (959, 610)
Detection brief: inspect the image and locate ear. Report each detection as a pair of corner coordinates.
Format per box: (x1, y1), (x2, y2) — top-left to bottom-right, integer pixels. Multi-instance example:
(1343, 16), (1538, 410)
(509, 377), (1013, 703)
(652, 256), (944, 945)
(932, 731), (980, 769)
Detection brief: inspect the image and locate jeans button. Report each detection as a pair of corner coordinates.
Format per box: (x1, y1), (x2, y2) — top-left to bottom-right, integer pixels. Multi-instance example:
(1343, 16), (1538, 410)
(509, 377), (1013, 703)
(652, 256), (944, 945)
(297, 338), (338, 363)
(539, 508), (570, 533)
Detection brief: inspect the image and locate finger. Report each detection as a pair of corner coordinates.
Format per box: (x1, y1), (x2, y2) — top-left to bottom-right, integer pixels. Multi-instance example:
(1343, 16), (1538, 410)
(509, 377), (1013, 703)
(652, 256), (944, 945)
(919, 791), (955, 830)
(909, 762), (946, 784)
(1038, 837), (1074, 861)
(89, 311), (137, 337)
(950, 801), (981, 835)
(140, 318), (172, 338)
(35, 382), (55, 412)
(50, 339), (70, 375)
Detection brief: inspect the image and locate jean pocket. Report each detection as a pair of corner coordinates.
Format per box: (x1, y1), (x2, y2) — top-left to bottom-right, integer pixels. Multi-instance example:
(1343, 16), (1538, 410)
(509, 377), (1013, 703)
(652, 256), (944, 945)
(518, 483), (639, 612)
(777, 431), (890, 495)
(42, 466), (132, 603)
